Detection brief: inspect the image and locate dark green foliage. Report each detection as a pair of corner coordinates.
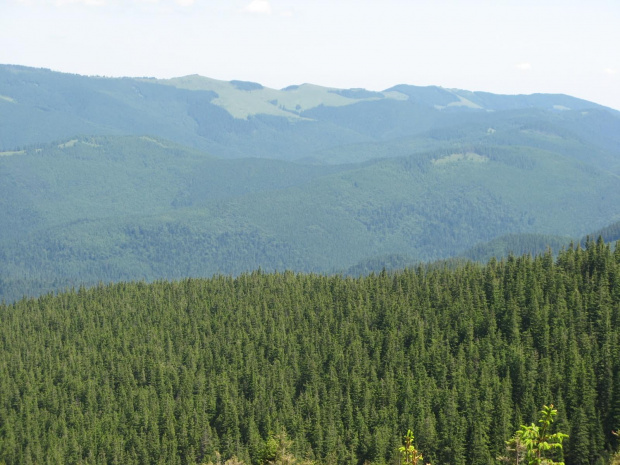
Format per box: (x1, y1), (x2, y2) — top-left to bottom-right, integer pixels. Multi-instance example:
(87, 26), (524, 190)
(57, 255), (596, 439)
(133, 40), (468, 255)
(344, 255), (419, 277)
(1, 243), (619, 464)
(463, 234), (573, 263)
(582, 222), (620, 247)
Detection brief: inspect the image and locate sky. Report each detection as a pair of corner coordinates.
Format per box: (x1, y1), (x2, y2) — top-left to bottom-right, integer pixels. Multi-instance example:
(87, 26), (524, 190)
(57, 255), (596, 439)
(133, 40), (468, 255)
(1, 0), (619, 110)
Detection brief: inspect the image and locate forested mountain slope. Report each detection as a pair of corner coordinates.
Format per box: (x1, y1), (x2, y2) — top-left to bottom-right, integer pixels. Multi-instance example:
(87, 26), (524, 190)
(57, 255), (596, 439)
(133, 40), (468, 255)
(2, 65), (620, 300)
(2, 134), (620, 302)
(2, 65), (620, 170)
(1, 241), (619, 464)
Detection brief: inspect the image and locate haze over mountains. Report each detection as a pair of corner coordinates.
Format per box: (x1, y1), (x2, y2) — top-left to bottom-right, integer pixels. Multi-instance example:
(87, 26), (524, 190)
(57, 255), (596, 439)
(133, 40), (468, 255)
(2, 64), (620, 301)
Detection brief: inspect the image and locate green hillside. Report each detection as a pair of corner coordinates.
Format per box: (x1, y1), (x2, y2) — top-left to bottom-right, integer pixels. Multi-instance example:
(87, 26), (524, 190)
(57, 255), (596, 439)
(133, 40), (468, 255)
(0, 65), (370, 160)
(154, 75), (405, 120)
(2, 134), (620, 302)
(461, 234), (573, 263)
(2, 66), (620, 300)
(2, 65), (619, 169)
(2, 65), (620, 464)
(1, 242), (619, 464)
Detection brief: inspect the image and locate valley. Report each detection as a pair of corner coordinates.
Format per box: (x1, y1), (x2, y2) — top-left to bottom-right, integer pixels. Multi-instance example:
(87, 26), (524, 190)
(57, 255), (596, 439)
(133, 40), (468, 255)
(1, 65), (620, 303)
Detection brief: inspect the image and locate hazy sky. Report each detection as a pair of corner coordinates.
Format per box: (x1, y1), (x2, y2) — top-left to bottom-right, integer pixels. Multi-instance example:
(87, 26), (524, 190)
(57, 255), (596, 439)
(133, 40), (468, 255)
(2, 0), (619, 110)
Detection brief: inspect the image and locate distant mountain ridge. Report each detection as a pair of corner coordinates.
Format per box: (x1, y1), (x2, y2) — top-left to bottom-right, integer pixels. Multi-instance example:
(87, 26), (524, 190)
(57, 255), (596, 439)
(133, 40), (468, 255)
(151, 74), (407, 119)
(1, 65), (620, 300)
(155, 73), (612, 118)
(2, 64), (619, 167)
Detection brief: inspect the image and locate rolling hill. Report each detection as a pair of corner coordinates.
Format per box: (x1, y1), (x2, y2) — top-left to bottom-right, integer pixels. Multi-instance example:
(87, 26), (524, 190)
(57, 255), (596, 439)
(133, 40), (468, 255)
(2, 64), (620, 168)
(2, 133), (620, 302)
(1, 65), (620, 300)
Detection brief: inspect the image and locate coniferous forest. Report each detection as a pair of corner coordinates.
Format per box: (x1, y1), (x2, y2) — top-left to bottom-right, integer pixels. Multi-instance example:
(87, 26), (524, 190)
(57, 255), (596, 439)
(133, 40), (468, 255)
(1, 239), (620, 465)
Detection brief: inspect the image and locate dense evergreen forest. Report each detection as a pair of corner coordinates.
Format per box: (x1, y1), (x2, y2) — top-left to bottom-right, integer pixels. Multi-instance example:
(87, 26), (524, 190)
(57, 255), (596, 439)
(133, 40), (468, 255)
(1, 239), (620, 464)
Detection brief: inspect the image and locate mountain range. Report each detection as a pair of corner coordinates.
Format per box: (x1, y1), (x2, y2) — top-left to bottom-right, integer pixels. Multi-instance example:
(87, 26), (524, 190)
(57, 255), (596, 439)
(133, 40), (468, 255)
(1, 64), (620, 301)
